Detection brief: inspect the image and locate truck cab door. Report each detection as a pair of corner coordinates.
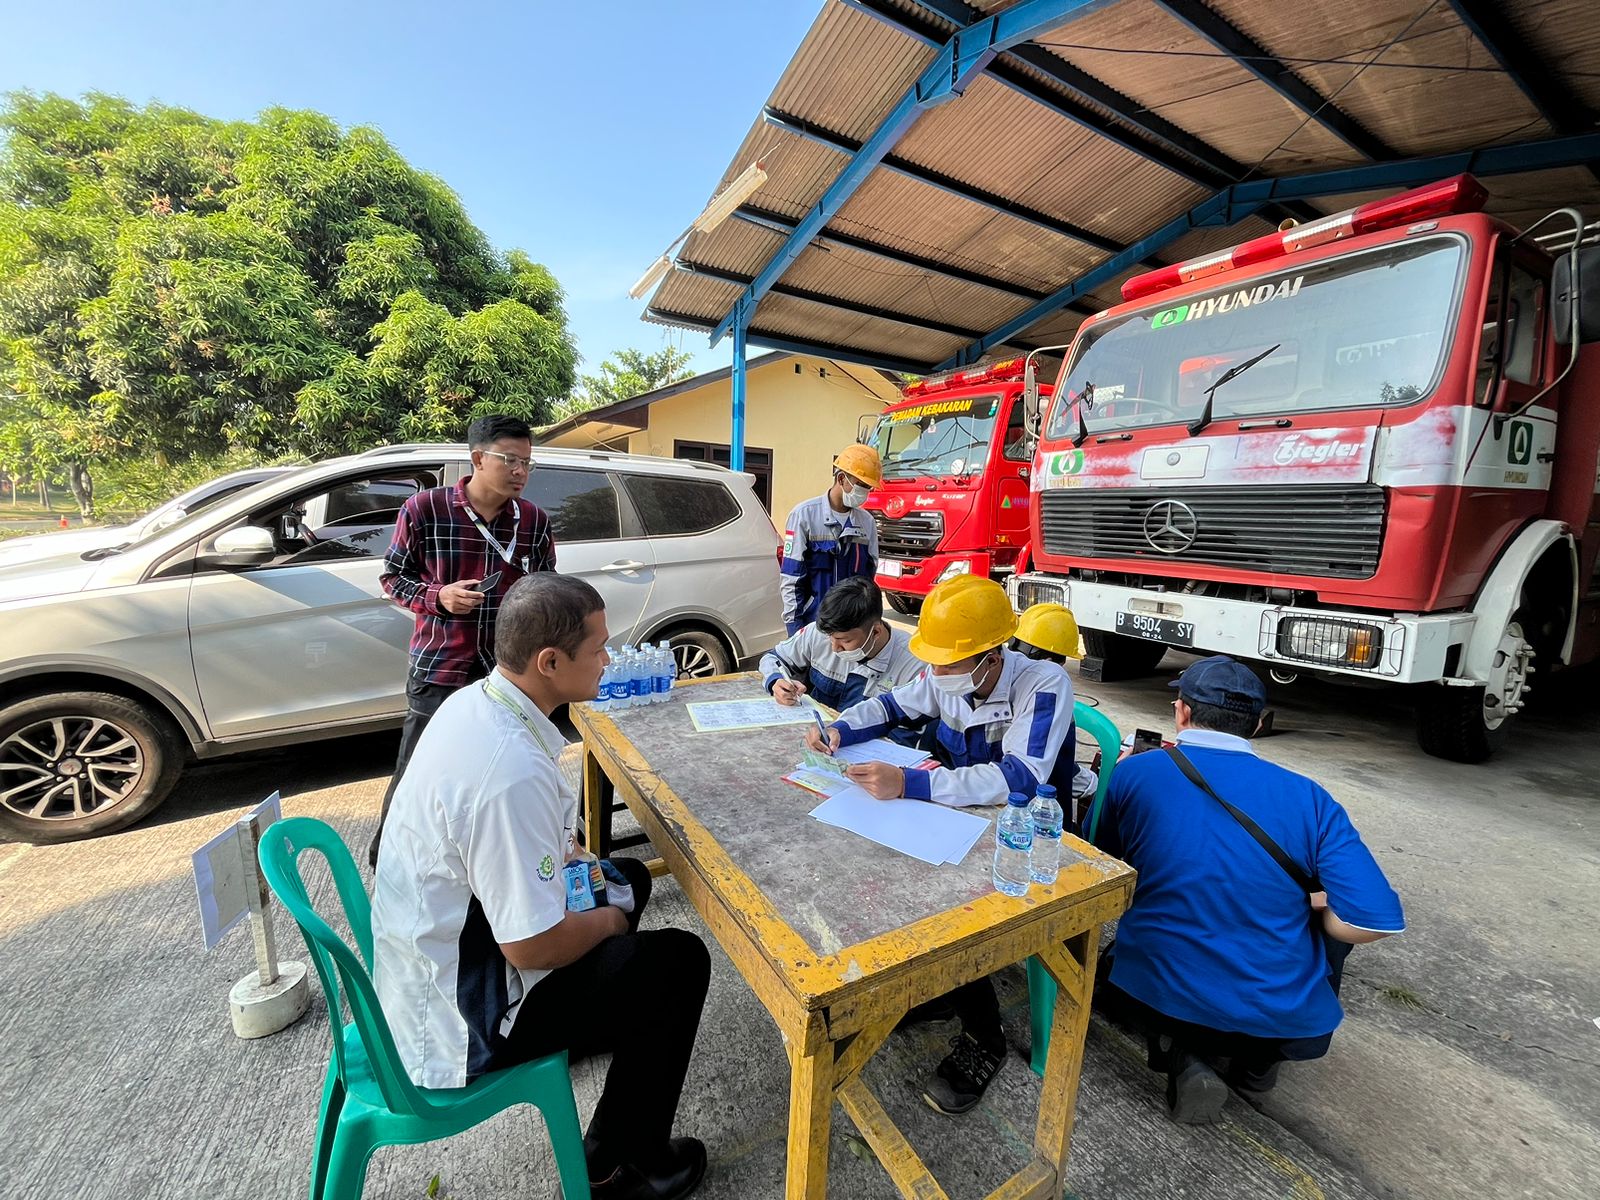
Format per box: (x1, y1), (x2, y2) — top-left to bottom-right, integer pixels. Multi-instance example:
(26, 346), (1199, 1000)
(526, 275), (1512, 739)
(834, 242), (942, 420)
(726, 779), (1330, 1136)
(1472, 251), (1558, 500)
(994, 395), (1034, 571)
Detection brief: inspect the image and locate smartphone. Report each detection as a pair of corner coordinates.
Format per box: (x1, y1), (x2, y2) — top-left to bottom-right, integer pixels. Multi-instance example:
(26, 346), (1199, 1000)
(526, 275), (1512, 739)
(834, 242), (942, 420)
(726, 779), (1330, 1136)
(472, 570), (503, 594)
(1131, 728), (1163, 755)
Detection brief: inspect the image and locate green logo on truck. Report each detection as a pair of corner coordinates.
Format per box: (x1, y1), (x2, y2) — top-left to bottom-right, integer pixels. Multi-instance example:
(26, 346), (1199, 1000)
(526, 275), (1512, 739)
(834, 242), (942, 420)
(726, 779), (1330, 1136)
(1507, 419), (1534, 466)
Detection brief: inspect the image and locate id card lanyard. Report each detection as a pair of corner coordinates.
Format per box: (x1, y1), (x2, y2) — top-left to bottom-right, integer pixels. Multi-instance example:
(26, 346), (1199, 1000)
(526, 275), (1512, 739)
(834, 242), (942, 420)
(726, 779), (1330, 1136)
(464, 499), (521, 569)
(481, 677), (576, 848)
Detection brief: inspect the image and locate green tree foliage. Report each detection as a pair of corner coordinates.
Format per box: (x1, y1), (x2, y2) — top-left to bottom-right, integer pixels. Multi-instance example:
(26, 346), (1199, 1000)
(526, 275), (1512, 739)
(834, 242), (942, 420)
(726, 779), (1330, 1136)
(561, 345), (696, 420)
(0, 93), (576, 511)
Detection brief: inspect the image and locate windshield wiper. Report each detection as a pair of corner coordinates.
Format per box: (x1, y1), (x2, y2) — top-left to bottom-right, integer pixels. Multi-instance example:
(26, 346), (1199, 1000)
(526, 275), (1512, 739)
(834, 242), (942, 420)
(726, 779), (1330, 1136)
(1187, 344), (1280, 437)
(1070, 382), (1094, 448)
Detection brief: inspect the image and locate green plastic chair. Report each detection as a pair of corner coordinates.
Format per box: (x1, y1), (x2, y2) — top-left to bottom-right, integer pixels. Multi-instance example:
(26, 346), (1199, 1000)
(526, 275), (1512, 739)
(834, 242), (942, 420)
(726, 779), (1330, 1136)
(1027, 701), (1122, 1077)
(257, 816), (590, 1200)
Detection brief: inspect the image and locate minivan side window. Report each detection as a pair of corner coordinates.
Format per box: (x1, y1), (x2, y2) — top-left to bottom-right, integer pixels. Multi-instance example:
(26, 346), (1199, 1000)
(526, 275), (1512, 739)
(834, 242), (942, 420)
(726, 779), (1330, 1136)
(256, 472), (433, 566)
(623, 474), (739, 537)
(525, 467), (621, 542)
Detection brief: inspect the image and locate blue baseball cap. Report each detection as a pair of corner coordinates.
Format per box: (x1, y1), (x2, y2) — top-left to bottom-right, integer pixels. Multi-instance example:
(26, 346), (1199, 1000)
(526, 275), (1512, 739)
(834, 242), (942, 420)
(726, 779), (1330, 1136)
(1169, 655), (1267, 715)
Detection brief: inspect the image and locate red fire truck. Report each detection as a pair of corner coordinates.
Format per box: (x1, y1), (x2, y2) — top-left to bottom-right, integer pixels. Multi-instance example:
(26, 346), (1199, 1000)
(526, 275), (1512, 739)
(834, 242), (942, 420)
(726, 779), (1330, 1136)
(861, 360), (1050, 614)
(1008, 174), (1600, 762)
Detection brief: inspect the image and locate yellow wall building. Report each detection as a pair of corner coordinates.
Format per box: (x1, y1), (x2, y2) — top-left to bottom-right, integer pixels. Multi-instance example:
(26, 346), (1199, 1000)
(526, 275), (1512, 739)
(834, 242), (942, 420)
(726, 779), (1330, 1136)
(536, 352), (903, 521)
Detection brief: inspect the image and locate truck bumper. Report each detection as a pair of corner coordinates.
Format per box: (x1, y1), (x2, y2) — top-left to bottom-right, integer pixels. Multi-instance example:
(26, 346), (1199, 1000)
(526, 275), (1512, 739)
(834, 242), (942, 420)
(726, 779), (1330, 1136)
(877, 551), (992, 598)
(1007, 573), (1477, 684)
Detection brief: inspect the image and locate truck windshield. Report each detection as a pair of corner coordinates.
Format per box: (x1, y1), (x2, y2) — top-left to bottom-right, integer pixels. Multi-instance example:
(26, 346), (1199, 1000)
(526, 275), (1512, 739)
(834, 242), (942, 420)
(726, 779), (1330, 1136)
(871, 393), (1001, 479)
(1046, 237), (1464, 439)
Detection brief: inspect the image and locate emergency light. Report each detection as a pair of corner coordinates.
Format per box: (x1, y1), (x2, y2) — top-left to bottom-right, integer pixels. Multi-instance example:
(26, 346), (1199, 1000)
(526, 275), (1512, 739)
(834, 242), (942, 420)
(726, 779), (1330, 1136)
(1120, 174), (1489, 303)
(903, 356), (1028, 398)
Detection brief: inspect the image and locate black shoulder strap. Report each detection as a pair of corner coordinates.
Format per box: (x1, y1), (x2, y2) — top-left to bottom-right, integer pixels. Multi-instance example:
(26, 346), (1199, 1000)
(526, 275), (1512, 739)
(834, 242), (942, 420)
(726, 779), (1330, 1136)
(1165, 746), (1321, 894)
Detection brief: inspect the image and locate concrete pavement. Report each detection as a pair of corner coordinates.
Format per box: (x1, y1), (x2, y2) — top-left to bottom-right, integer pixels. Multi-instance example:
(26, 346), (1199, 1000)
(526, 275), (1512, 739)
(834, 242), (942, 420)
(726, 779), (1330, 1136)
(1, 657), (1595, 1199)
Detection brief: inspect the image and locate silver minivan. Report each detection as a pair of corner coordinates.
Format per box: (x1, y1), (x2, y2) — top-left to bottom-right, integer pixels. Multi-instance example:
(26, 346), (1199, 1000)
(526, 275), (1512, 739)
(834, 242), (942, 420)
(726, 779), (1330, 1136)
(0, 444), (783, 843)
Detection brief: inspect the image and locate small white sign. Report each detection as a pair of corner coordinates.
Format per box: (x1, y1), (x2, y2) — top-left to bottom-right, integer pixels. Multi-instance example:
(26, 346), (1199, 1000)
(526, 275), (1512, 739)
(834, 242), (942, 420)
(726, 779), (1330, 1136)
(193, 792), (281, 950)
(878, 559), (903, 578)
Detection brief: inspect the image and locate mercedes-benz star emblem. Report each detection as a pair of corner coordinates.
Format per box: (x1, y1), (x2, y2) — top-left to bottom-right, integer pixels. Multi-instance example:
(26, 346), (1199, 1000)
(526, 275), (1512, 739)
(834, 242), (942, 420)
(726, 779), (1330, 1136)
(1142, 499), (1198, 554)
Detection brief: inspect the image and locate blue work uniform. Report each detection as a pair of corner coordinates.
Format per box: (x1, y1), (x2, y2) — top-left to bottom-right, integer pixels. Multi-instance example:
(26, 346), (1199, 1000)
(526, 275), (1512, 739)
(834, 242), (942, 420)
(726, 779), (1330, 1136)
(828, 649), (1089, 808)
(759, 622), (923, 710)
(780, 494), (878, 635)
(1093, 729), (1404, 1040)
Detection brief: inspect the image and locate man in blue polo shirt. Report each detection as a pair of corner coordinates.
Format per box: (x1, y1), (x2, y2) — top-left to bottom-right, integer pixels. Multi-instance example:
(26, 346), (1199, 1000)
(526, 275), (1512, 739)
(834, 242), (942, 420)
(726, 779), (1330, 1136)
(1093, 655), (1403, 1123)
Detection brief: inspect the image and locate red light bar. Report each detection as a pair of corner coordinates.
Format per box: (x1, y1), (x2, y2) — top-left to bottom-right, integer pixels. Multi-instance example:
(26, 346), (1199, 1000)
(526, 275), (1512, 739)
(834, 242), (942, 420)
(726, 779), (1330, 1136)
(902, 356), (1026, 397)
(1121, 174), (1488, 303)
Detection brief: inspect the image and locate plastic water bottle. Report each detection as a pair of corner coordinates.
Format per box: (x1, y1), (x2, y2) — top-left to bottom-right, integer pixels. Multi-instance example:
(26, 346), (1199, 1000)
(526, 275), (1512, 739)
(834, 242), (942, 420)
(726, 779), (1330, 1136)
(610, 649), (634, 710)
(628, 645), (651, 707)
(655, 642), (676, 702)
(993, 792), (1034, 897)
(1028, 785), (1064, 884)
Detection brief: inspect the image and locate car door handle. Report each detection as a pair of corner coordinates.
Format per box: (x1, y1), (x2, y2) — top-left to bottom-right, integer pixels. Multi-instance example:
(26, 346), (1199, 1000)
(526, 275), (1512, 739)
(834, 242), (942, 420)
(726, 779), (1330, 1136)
(600, 559), (648, 573)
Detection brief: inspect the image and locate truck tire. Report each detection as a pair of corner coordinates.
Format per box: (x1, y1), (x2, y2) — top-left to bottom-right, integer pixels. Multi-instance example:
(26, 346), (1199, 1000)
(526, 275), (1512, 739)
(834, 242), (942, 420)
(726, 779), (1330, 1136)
(887, 593), (923, 617)
(0, 691), (185, 844)
(1414, 617), (1532, 763)
(1081, 629), (1168, 679)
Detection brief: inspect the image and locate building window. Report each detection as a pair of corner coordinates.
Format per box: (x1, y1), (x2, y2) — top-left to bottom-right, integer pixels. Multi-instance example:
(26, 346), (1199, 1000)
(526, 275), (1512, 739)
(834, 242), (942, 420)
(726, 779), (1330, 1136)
(673, 440), (773, 510)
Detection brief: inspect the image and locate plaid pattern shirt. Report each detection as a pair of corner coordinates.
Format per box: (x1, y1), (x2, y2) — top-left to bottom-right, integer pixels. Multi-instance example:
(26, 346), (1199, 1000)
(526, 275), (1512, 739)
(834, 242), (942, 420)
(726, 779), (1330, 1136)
(381, 478), (557, 686)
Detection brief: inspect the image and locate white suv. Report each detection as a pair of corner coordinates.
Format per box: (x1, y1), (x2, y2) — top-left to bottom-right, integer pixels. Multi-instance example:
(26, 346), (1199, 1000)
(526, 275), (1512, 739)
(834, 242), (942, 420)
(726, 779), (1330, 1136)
(0, 444), (783, 842)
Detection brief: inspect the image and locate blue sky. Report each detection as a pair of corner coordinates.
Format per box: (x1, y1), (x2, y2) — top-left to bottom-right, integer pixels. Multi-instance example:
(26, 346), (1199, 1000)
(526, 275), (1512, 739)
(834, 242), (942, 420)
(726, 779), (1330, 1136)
(0, 0), (821, 377)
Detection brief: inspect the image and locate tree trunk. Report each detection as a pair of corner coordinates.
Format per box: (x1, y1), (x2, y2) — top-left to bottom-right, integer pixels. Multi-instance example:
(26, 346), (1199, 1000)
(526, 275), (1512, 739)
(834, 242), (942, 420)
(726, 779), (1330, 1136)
(66, 463), (94, 517)
(37, 479), (52, 511)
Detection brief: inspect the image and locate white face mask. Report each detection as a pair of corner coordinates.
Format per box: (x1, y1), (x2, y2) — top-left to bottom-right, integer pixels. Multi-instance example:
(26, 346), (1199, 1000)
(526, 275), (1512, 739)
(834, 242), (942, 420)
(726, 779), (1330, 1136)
(932, 656), (988, 697)
(840, 486), (868, 510)
(834, 627), (880, 664)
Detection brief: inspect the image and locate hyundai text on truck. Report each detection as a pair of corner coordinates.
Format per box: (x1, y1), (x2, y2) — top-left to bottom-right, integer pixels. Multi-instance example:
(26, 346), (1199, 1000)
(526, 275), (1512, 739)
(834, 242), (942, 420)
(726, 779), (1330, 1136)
(1008, 174), (1600, 762)
(861, 359), (1050, 614)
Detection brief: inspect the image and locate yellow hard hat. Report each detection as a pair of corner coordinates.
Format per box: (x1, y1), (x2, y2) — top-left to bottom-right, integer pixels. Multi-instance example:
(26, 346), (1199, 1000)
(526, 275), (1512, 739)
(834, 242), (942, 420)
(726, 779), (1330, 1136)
(909, 575), (1019, 666)
(1015, 603), (1083, 659)
(833, 443), (882, 488)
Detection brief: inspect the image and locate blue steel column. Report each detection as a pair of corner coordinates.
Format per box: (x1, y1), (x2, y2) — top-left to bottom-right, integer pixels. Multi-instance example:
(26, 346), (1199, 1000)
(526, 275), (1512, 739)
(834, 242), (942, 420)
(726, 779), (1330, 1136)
(730, 302), (748, 473)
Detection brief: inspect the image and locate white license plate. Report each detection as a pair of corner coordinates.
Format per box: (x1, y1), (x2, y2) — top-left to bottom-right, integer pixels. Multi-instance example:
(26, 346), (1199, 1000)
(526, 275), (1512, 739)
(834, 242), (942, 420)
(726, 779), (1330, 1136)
(878, 559), (903, 578)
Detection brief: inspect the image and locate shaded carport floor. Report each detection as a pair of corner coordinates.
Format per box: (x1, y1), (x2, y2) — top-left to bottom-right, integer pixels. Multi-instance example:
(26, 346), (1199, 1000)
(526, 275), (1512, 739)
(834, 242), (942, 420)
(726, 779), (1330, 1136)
(2, 659), (1596, 1199)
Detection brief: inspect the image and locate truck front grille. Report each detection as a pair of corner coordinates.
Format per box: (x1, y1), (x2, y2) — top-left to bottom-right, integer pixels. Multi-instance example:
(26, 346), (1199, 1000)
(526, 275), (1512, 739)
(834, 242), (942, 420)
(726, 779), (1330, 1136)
(1039, 484), (1385, 579)
(873, 511), (944, 560)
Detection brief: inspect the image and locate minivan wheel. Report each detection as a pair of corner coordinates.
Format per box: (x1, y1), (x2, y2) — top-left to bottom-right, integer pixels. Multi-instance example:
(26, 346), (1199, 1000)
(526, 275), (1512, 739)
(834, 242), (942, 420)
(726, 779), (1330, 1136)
(667, 630), (732, 680)
(0, 692), (184, 843)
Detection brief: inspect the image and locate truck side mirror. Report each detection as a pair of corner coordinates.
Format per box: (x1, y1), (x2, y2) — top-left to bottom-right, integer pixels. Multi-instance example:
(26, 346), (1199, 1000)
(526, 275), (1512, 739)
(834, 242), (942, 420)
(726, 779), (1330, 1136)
(1023, 360), (1041, 439)
(1552, 245), (1600, 345)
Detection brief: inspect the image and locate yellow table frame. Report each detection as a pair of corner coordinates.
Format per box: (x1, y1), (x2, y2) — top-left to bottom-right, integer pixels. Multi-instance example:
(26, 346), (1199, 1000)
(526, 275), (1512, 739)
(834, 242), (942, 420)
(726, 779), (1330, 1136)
(576, 676), (1134, 1200)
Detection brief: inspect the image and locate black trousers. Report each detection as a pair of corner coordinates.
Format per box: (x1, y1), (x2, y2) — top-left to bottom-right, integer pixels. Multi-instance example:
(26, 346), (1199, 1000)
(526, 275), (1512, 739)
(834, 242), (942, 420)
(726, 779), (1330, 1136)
(492, 858), (711, 1174)
(951, 977), (1004, 1045)
(369, 671), (482, 867)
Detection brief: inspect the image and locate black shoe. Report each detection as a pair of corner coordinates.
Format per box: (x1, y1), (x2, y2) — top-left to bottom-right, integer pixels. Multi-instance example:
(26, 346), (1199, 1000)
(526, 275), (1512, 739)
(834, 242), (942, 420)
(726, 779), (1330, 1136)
(588, 1137), (706, 1200)
(1226, 1059), (1281, 1106)
(921, 1031), (1005, 1115)
(1167, 1054), (1228, 1124)
(897, 996), (957, 1028)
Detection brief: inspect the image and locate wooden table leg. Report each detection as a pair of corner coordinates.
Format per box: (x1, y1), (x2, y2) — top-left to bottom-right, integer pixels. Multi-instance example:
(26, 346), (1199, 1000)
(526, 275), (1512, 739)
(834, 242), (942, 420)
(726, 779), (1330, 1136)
(582, 748), (609, 857)
(1032, 929), (1101, 1185)
(784, 1038), (836, 1200)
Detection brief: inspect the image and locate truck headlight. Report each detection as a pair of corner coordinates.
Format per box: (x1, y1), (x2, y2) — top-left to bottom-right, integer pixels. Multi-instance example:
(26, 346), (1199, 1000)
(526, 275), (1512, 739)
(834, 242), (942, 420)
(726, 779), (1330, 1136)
(936, 560), (971, 584)
(1276, 617), (1383, 669)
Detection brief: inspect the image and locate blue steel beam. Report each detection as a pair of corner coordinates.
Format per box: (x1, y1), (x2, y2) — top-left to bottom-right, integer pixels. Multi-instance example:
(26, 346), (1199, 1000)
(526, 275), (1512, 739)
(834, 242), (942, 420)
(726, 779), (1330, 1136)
(708, 0), (1121, 346)
(941, 129), (1600, 369)
(1153, 0), (1394, 161)
(761, 106), (1128, 255)
(650, 307), (939, 375)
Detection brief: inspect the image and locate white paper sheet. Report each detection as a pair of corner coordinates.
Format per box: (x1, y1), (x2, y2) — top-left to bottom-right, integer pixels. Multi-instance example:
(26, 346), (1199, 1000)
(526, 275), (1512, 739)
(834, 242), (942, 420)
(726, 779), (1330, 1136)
(831, 738), (933, 768)
(810, 789), (992, 867)
(685, 696), (822, 732)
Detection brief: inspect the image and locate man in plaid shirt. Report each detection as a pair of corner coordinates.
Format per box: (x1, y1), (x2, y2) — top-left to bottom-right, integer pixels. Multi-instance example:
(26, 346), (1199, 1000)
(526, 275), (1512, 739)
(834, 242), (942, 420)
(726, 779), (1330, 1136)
(368, 415), (557, 866)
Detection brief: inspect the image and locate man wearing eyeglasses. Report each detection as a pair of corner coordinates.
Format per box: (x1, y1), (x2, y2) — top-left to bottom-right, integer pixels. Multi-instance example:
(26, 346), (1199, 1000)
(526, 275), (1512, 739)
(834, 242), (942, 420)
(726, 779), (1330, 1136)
(368, 414), (557, 866)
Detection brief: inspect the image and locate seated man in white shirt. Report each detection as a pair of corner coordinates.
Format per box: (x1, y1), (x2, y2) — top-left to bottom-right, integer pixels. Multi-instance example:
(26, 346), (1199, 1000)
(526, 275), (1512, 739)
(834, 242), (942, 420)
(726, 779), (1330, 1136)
(372, 572), (710, 1200)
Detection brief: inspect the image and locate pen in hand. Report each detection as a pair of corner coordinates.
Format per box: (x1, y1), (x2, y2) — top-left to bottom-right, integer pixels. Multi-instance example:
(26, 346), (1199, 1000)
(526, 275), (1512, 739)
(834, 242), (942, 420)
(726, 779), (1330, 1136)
(812, 708), (833, 755)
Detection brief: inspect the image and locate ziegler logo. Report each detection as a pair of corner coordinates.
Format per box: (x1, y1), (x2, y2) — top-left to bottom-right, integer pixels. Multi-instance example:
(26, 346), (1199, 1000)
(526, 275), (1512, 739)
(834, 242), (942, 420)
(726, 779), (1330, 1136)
(1272, 434), (1364, 467)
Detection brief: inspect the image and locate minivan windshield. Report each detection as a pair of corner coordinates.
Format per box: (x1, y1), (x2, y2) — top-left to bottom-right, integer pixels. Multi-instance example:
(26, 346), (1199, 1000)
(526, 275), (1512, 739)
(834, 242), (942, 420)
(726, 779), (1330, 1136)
(872, 393), (1001, 480)
(1046, 237), (1464, 439)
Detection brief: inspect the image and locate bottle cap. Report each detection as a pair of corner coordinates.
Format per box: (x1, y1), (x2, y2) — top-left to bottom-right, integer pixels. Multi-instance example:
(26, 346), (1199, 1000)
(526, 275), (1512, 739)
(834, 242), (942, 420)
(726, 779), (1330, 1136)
(1007, 792), (1030, 806)
(1036, 784), (1057, 799)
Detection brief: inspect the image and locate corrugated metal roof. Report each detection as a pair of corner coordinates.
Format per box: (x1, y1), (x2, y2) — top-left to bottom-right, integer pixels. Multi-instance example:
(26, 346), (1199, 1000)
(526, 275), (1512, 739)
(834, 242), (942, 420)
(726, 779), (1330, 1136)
(647, 0), (1600, 372)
